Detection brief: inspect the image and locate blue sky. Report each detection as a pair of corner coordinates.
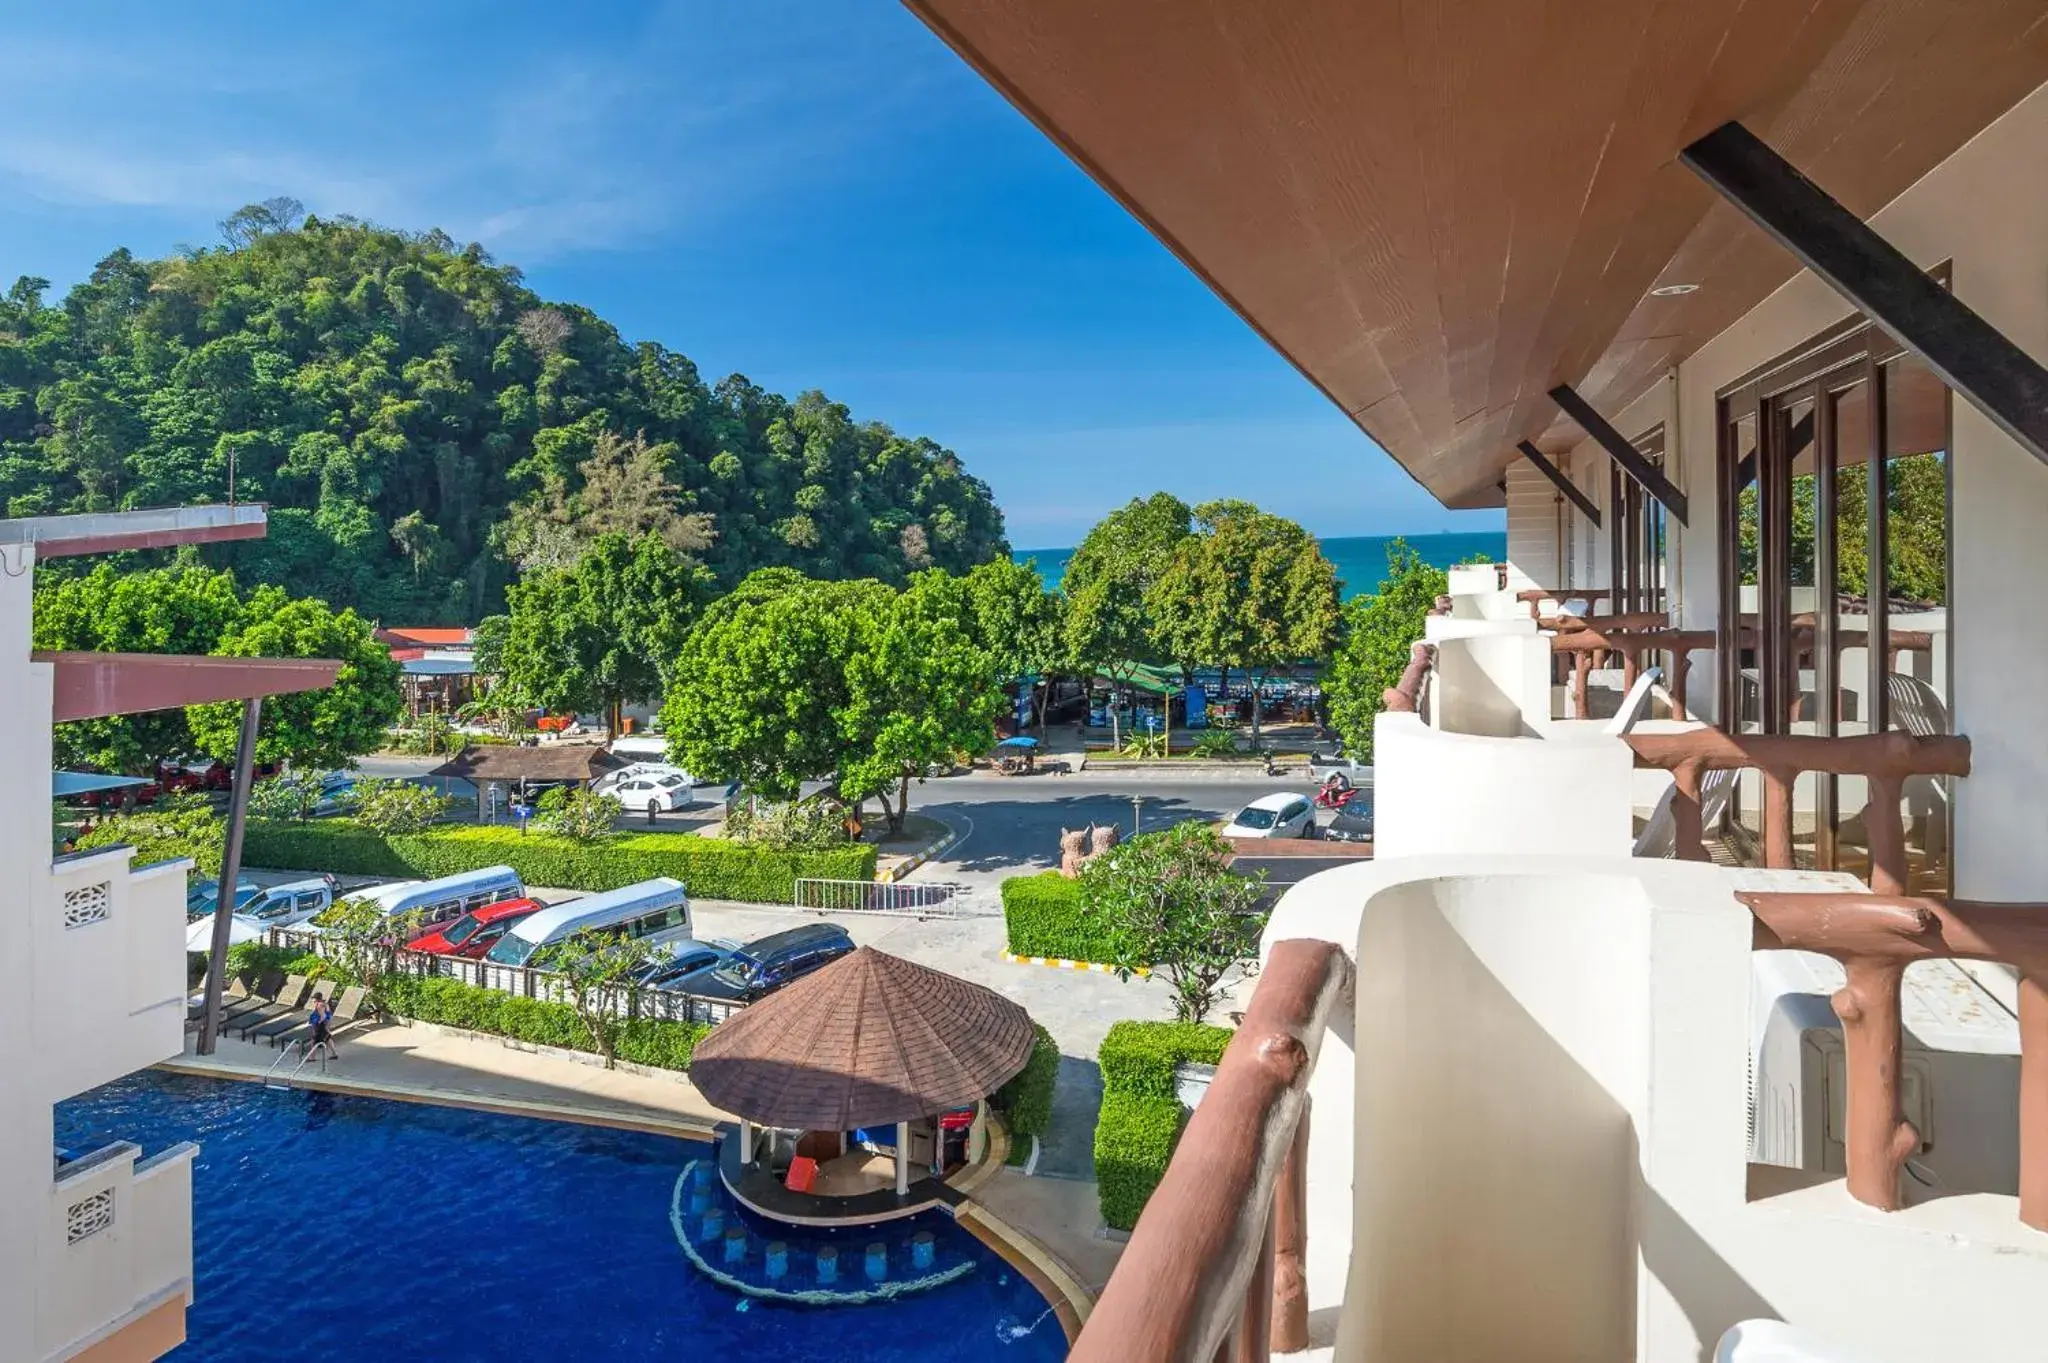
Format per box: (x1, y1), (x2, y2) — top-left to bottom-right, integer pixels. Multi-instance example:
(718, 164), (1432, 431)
(0, 0), (1501, 548)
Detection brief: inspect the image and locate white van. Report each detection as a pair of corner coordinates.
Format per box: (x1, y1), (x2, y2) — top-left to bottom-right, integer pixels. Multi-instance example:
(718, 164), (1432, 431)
(483, 877), (691, 968)
(237, 876), (342, 929)
(351, 865), (526, 932)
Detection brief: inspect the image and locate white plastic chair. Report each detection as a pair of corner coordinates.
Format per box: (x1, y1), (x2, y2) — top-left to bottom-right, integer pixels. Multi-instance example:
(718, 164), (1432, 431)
(1603, 665), (1663, 735)
(1716, 1320), (1873, 1363)
(1634, 763), (1737, 859)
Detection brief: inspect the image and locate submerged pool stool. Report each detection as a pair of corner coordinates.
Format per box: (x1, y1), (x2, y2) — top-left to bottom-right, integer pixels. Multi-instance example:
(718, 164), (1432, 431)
(816, 1245), (839, 1283)
(865, 1242), (888, 1282)
(699, 1206), (725, 1242)
(912, 1231), (935, 1272)
(723, 1226), (748, 1266)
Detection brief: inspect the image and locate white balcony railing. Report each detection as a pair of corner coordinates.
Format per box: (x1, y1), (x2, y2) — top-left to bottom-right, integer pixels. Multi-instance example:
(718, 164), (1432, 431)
(40, 848), (191, 1103)
(43, 1141), (194, 1361)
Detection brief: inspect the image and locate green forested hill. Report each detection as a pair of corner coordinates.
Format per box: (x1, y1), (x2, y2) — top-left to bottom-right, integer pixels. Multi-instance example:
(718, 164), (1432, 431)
(0, 211), (1007, 622)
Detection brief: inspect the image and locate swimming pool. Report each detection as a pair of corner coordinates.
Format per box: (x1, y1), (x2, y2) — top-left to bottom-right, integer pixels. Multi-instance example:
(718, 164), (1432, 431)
(57, 1073), (1067, 1362)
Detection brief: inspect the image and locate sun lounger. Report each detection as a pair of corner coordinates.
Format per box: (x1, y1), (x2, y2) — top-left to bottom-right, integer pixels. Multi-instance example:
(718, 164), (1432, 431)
(217, 971), (294, 1021)
(267, 984), (368, 1049)
(244, 979), (338, 1044)
(229, 977), (320, 1040)
(189, 973), (260, 1024)
(215, 974), (306, 1033)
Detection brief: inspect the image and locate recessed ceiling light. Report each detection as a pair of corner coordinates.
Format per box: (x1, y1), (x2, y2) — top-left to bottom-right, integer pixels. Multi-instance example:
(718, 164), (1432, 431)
(1650, 283), (1699, 297)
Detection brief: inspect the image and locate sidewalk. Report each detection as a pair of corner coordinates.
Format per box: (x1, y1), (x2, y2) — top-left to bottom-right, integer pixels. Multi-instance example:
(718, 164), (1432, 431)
(166, 1020), (731, 1136)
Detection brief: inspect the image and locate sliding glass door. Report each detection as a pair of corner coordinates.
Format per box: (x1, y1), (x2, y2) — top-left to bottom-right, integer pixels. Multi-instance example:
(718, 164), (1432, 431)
(1716, 324), (1952, 888)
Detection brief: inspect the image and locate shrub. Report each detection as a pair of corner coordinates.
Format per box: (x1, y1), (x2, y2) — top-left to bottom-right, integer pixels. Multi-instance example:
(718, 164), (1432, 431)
(248, 769), (327, 821)
(354, 778), (456, 835)
(76, 794), (222, 878)
(1093, 1019), (1235, 1229)
(1000, 871), (1122, 964)
(533, 786), (623, 842)
(1189, 728), (1239, 759)
(240, 817), (876, 902)
(991, 1022), (1059, 1163)
(1097, 1019), (1232, 1100)
(373, 972), (708, 1066)
(721, 797), (850, 851)
(1094, 1091), (1188, 1231)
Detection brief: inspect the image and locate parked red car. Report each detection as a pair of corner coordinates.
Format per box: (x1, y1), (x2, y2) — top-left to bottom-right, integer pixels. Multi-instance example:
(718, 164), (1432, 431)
(407, 897), (545, 959)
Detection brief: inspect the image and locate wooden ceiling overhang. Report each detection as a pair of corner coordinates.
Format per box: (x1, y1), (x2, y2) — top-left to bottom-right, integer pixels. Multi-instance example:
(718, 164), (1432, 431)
(904, 0), (2048, 508)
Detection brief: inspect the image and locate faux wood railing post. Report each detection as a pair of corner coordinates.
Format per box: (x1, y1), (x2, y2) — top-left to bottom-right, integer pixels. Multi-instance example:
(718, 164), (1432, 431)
(2021, 974), (2048, 1232)
(1761, 765), (1794, 869)
(1670, 758), (1709, 861)
(1831, 957), (1918, 1210)
(1227, 1219), (1276, 1363)
(1070, 940), (1350, 1363)
(1865, 773), (1908, 895)
(1572, 651), (1590, 719)
(1270, 1103), (1311, 1353)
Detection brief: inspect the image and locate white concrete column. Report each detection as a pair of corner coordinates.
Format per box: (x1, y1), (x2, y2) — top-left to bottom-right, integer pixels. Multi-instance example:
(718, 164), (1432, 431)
(738, 1118), (753, 1169)
(895, 1121), (909, 1195)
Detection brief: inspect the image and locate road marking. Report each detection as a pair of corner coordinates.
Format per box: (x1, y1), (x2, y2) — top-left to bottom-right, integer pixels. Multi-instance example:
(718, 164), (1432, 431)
(1002, 952), (1148, 977)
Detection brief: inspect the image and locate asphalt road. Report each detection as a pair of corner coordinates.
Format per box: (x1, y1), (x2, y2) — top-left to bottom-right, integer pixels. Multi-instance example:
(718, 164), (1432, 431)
(353, 755), (1360, 891)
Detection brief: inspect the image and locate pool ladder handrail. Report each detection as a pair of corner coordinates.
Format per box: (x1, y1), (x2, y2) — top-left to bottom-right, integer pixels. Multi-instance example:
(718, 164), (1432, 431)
(263, 1040), (304, 1089)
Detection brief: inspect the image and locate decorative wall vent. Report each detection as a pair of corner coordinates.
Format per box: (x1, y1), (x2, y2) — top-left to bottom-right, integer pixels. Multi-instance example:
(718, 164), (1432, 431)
(62, 881), (113, 928)
(62, 881), (112, 928)
(66, 1189), (114, 1243)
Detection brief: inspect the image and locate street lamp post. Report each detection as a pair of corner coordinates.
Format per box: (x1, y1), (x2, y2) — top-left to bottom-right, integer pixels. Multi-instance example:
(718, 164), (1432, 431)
(1130, 794), (1143, 838)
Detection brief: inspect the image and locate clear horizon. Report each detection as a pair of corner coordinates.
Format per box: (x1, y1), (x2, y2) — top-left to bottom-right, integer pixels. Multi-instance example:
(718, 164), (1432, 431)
(0, 1), (1506, 547)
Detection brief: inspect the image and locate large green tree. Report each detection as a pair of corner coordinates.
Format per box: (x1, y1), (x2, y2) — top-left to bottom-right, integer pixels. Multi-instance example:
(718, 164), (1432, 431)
(1060, 493), (1192, 740)
(1324, 539), (1447, 762)
(186, 587), (402, 768)
(0, 214), (1008, 622)
(1080, 821), (1266, 1024)
(659, 569), (877, 800)
(1147, 500), (1341, 742)
(32, 563), (244, 775)
(500, 531), (711, 734)
(963, 556), (1066, 729)
(840, 569), (1004, 832)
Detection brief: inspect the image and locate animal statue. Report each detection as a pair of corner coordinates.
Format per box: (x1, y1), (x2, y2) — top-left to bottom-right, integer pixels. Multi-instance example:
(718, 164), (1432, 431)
(1088, 824), (1120, 858)
(1058, 826), (1090, 879)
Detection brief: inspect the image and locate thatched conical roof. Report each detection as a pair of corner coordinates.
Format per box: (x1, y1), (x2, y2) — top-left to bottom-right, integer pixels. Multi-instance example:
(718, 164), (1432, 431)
(689, 947), (1035, 1130)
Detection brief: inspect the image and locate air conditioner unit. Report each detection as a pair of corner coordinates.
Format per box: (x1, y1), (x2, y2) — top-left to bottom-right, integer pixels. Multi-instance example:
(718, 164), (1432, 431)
(1749, 950), (2021, 1200)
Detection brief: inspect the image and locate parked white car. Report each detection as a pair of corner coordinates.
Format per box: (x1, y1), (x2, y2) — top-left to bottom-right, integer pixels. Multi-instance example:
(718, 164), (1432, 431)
(1222, 792), (1315, 839)
(596, 764), (697, 813)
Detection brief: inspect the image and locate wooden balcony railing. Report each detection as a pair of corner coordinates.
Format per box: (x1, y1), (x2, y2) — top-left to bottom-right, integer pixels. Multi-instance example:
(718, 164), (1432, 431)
(1738, 891), (2048, 1231)
(1070, 938), (1352, 1363)
(1553, 628), (1719, 720)
(1622, 728), (1970, 894)
(1382, 641), (1434, 715)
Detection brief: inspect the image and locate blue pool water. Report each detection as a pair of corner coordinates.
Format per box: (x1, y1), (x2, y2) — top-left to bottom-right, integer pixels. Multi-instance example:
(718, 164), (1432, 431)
(57, 1073), (1067, 1362)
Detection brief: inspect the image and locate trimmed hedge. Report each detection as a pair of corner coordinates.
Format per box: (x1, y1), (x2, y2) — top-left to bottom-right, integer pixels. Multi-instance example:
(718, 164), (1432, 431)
(376, 974), (710, 1070)
(1097, 1019), (1232, 1100)
(1094, 1019), (1236, 1230)
(992, 1023), (1060, 1164)
(242, 818), (877, 902)
(1094, 1092), (1187, 1231)
(222, 941), (359, 987)
(1001, 871), (1121, 964)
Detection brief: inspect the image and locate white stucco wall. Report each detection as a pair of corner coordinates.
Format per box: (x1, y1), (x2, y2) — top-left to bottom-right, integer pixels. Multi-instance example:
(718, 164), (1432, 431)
(1372, 711), (1635, 859)
(1429, 633), (1551, 737)
(1262, 856), (2048, 1363)
(0, 541), (195, 1363)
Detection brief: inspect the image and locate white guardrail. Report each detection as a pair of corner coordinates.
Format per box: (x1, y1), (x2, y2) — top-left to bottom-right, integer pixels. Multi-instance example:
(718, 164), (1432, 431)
(792, 878), (994, 917)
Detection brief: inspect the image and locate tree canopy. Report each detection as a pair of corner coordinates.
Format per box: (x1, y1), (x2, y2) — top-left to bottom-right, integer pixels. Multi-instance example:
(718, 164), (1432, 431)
(36, 564), (400, 775)
(1323, 539), (1447, 762)
(495, 531), (712, 733)
(0, 213), (1008, 623)
(1059, 492), (1192, 680)
(660, 567), (1002, 829)
(1147, 500), (1340, 738)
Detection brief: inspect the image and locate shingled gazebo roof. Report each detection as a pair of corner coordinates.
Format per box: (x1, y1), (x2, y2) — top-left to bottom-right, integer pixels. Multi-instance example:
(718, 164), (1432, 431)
(427, 744), (626, 784)
(689, 947), (1035, 1131)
